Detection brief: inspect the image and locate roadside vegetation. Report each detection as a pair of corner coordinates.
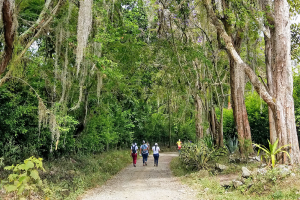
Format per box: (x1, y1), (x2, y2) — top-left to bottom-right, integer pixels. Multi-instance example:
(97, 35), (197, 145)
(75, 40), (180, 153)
(0, 151), (131, 200)
(171, 142), (300, 200)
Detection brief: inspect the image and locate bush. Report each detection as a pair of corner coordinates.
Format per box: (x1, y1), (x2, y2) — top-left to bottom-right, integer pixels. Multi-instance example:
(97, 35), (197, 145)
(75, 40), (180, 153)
(180, 140), (227, 170)
(1, 156), (50, 199)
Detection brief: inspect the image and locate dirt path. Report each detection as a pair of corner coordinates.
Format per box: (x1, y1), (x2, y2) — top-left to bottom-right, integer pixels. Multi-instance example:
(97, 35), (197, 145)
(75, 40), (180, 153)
(80, 152), (197, 200)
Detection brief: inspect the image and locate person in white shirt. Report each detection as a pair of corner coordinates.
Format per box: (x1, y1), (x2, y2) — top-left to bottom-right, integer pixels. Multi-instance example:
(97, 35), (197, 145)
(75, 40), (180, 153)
(152, 143), (160, 167)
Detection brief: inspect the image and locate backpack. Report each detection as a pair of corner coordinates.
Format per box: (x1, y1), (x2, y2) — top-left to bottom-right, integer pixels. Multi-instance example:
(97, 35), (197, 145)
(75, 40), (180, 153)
(132, 145), (136, 154)
(142, 144), (148, 154)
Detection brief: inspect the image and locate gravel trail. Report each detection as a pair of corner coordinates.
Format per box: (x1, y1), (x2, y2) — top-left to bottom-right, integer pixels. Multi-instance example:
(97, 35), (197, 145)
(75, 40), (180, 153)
(80, 152), (197, 200)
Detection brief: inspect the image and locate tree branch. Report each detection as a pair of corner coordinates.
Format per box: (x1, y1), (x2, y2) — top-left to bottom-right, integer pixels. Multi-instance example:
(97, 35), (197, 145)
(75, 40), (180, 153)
(0, 0), (16, 75)
(258, 75), (270, 94)
(203, 0), (276, 111)
(19, 0), (52, 43)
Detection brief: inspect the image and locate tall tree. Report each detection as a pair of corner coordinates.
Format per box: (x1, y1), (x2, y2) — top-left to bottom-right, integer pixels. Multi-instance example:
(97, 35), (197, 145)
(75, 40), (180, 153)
(203, 0), (300, 164)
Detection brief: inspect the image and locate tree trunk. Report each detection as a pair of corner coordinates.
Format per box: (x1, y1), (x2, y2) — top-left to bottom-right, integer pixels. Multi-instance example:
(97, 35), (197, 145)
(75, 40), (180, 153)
(272, 0), (300, 164)
(168, 90), (171, 148)
(230, 59), (252, 155)
(219, 0), (253, 154)
(219, 102), (224, 147)
(209, 107), (220, 146)
(265, 34), (277, 144)
(194, 60), (204, 139)
(195, 94), (204, 139)
(0, 0), (15, 75)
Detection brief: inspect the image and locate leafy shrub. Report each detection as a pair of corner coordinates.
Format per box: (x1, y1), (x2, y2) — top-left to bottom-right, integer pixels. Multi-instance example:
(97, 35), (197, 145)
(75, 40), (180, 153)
(1, 156), (49, 199)
(179, 141), (216, 170)
(225, 136), (239, 153)
(202, 135), (214, 150)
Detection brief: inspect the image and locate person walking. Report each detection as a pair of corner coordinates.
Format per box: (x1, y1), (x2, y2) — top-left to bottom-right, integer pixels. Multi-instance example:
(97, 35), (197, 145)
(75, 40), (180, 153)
(152, 143), (160, 167)
(176, 139), (182, 153)
(130, 143), (138, 167)
(140, 140), (149, 166)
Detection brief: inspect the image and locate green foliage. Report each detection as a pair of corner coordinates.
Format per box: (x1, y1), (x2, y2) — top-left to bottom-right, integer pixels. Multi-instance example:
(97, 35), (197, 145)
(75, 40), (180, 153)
(202, 135), (214, 150)
(253, 139), (291, 168)
(245, 93), (269, 147)
(225, 136), (239, 153)
(291, 23), (300, 62)
(222, 108), (236, 139)
(170, 157), (192, 177)
(179, 141), (217, 170)
(1, 156), (48, 199)
(43, 150), (131, 199)
(221, 93), (270, 148)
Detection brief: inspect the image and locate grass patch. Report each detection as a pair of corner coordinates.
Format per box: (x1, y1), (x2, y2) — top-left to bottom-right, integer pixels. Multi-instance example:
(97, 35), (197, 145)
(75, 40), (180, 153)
(0, 150), (132, 199)
(170, 157), (193, 177)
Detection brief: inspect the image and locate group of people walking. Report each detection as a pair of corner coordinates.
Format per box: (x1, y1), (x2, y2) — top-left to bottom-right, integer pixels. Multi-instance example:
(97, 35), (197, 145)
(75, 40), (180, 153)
(130, 140), (160, 167)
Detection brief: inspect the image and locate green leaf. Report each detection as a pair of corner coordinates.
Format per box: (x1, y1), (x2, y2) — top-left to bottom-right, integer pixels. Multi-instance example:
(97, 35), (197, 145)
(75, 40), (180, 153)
(25, 161), (34, 169)
(274, 144), (291, 155)
(30, 170), (39, 180)
(18, 175), (27, 183)
(17, 184), (25, 195)
(4, 166), (14, 171)
(271, 155), (276, 168)
(4, 184), (18, 192)
(8, 174), (18, 182)
(18, 164), (27, 171)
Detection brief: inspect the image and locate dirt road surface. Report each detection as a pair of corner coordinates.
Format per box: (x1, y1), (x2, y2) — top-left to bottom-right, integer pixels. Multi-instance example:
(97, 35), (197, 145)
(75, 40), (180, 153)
(80, 152), (197, 200)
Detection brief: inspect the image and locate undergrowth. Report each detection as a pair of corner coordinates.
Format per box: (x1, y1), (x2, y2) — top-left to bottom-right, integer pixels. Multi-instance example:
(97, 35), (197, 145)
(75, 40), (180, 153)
(0, 150), (132, 199)
(170, 156), (300, 199)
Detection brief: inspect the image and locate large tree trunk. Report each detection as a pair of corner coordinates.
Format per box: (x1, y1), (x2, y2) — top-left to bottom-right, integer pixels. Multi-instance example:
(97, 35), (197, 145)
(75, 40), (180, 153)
(218, 0), (253, 154)
(272, 0), (300, 164)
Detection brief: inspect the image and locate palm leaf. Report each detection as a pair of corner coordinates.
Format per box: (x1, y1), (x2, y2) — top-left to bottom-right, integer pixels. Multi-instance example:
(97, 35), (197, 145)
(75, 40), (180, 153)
(253, 143), (271, 156)
(274, 144), (291, 155)
(269, 139), (279, 155)
(280, 150), (291, 160)
(271, 154), (276, 168)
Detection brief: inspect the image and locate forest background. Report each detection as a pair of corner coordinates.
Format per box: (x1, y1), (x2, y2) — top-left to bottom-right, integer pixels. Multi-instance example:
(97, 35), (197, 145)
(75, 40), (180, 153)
(0, 0), (300, 166)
